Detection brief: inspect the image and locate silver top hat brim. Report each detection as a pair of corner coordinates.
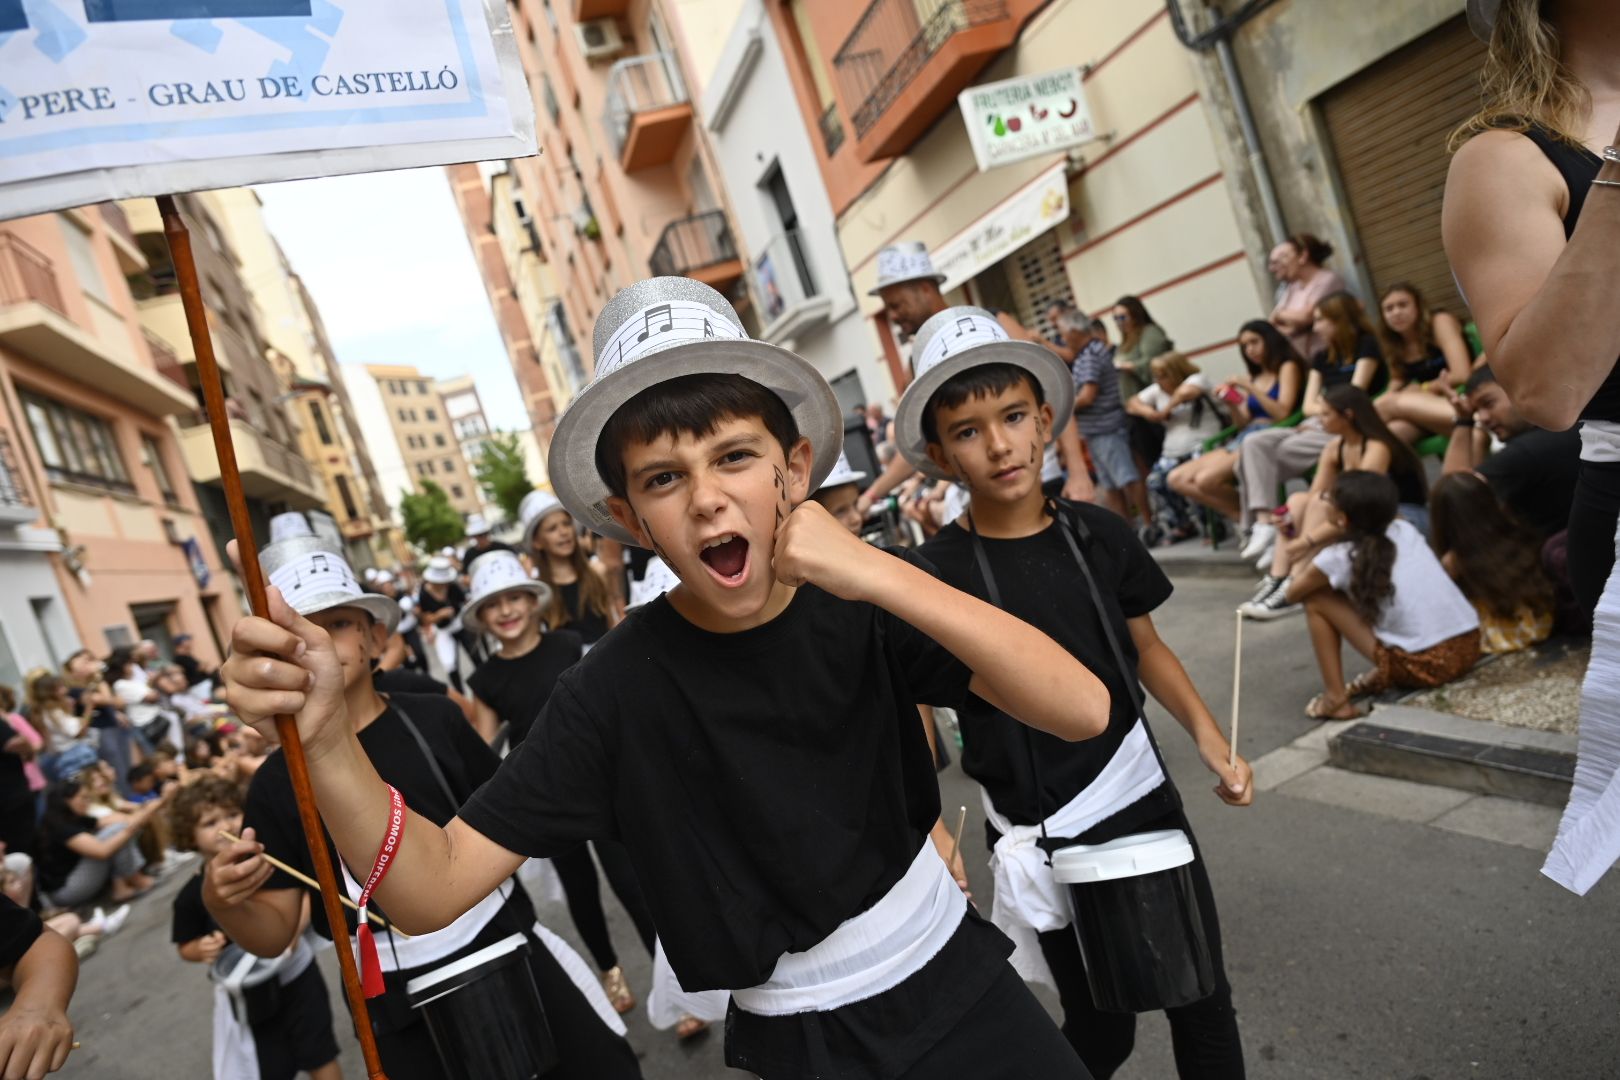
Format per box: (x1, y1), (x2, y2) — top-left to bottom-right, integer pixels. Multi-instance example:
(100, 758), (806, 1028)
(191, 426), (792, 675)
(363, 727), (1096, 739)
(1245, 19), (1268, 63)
(550, 345), (842, 547)
(1466, 0), (1499, 41)
(459, 579), (553, 633)
(893, 340), (1077, 483)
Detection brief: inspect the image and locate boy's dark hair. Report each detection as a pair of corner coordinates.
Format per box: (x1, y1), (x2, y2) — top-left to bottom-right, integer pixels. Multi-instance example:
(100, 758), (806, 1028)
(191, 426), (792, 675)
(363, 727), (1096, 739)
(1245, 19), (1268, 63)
(1333, 470), (1400, 622)
(595, 373), (800, 499)
(1465, 364), (1497, 395)
(921, 363), (1046, 445)
(127, 761), (157, 787)
(167, 773), (244, 853)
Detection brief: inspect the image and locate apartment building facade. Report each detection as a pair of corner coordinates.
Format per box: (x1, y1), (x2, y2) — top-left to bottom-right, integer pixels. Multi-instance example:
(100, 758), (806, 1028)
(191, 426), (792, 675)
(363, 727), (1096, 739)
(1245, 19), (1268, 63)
(0, 206), (239, 669)
(364, 364), (483, 518)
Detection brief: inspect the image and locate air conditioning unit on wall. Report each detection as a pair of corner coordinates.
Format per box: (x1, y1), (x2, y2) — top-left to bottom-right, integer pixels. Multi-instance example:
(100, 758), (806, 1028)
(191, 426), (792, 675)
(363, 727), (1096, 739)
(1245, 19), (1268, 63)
(575, 18), (623, 61)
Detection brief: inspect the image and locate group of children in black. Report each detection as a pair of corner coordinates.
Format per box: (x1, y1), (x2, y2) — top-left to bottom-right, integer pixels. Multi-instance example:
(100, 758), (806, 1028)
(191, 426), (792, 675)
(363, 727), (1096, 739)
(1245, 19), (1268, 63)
(175, 277), (1256, 1080)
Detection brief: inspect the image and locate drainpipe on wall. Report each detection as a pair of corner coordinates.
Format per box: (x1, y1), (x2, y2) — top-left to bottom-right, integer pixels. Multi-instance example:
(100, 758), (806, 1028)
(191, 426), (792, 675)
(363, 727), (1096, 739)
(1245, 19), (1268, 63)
(1166, 0), (1288, 249)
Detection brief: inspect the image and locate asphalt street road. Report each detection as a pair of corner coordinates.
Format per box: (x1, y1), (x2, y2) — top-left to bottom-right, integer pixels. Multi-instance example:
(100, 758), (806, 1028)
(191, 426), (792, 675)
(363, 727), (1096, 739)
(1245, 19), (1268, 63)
(57, 572), (1620, 1079)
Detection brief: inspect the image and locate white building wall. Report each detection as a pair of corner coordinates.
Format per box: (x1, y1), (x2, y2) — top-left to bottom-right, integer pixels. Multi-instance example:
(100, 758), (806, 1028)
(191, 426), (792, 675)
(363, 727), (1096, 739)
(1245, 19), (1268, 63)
(341, 368), (412, 519)
(0, 537), (81, 685)
(697, 0), (888, 406)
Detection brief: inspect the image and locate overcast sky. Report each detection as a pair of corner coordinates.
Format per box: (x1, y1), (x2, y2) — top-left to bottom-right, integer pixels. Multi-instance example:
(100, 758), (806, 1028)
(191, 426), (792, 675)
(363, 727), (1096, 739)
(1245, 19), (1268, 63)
(254, 167), (529, 432)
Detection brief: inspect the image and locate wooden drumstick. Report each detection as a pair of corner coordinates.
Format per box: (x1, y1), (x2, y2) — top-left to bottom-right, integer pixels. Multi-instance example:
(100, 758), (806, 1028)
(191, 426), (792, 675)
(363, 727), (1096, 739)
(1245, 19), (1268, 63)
(219, 831), (410, 937)
(1230, 608), (1243, 770)
(945, 805), (967, 870)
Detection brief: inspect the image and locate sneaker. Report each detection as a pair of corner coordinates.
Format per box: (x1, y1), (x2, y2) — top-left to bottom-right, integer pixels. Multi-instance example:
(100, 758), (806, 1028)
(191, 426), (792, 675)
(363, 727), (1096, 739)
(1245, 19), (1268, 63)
(1249, 574), (1285, 605)
(1254, 542), (1277, 573)
(1238, 522), (1276, 560)
(1138, 523), (1164, 548)
(1241, 581), (1301, 620)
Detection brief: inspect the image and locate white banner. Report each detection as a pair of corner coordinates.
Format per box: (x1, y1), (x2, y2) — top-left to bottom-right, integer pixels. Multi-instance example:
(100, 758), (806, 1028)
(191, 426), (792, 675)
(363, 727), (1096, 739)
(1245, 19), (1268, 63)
(959, 67), (1096, 172)
(933, 162), (1070, 295)
(0, 0), (534, 219)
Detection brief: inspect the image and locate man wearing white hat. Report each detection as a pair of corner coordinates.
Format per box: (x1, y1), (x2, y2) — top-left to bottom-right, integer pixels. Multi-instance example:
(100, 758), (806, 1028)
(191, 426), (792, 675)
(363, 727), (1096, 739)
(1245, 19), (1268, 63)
(459, 512), (514, 570)
(221, 275), (1109, 1079)
(203, 537), (640, 1080)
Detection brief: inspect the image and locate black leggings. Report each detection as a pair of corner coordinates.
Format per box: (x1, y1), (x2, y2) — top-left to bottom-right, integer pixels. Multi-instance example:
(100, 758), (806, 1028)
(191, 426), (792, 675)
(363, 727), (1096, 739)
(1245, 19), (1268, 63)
(551, 841), (657, 972)
(1033, 813), (1245, 1080)
(1566, 459), (1620, 618)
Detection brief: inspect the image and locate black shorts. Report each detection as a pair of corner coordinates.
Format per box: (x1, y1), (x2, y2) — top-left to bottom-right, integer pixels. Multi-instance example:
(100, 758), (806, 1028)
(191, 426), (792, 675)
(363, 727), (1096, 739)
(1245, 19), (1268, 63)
(253, 962), (340, 1080)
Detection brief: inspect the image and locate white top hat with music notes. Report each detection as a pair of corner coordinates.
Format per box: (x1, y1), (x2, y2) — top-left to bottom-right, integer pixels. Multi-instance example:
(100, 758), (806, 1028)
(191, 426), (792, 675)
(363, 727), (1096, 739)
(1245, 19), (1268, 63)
(269, 511), (316, 544)
(464, 513), (492, 538)
(458, 550), (553, 633)
(422, 556), (458, 584)
(816, 451), (867, 493)
(892, 305), (1077, 482)
(260, 536), (400, 635)
(549, 276), (842, 546)
(519, 489), (568, 550)
(867, 241), (947, 296)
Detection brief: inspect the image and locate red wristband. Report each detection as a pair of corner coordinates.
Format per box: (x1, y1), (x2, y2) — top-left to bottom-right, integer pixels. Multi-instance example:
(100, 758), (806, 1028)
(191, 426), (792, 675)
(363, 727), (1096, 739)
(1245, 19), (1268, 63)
(354, 784), (405, 998)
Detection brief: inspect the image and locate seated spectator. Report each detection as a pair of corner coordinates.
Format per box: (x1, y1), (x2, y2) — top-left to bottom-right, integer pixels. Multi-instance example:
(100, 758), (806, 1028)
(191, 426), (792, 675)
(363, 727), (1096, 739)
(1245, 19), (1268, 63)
(26, 675), (85, 784)
(1127, 352), (1228, 544)
(1429, 473), (1555, 654)
(1372, 283), (1475, 442)
(37, 777), (168, 907)
(1443, 365), (1580, 540)
(170, 634), (215, 692)
(1236, 291), (1387, 563)
(0, 689), (40, 864)
(1, 850), (128, 955)
(109, 648), (183, 754)
(1074, 315), (1155, 537)
(62, 650), (139, 798)
(1170, 320), (1306, 525)
(1269, 233), (1349, 358)
(1282, 471), (1480, 719)
(152, 665), (226, 735)
(1110, 295), (1173, 395)
(1244, 385), (1429, 619)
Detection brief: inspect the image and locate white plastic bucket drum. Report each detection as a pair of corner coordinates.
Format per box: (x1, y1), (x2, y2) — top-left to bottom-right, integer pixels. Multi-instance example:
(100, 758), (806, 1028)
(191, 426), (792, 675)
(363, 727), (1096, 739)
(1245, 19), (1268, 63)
(405, 932), (557, 1078)
(1051, 829), (1215, 1014)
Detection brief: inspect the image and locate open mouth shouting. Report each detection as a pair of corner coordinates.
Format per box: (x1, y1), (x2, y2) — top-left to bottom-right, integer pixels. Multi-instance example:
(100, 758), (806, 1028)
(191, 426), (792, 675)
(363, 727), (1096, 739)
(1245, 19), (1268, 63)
(698, 532), (751, 587)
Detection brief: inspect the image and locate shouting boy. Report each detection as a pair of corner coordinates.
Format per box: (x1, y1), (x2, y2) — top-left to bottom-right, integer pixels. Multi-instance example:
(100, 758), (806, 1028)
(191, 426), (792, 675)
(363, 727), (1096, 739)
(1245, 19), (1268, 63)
(220, 277), (1109, 1079)
(896, 306), (1253, 1079)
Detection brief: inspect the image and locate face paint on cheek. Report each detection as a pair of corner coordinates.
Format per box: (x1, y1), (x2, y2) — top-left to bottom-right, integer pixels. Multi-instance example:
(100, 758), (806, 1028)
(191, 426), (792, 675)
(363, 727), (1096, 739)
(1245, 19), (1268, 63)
(951, 454), (975, 491)
(637, 515), (672, 564)
(773, 464), (788, 528)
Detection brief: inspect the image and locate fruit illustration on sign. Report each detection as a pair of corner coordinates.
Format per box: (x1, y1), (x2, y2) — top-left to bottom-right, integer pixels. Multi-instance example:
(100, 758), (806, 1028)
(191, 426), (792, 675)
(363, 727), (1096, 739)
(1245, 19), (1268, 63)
(989, 114), (1007, 137)
(1058, 98), (1078, 118)
(1030, 103), (1049, 121)
(1007, 116), (1022, 132)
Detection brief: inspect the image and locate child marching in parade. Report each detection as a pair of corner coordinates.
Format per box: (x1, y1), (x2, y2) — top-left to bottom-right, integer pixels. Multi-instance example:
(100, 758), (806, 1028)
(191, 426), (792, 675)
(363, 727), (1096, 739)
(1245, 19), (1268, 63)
(204, 528), (640, 1080)
(169, 774), (342, 1080)
(898, 306), (1252, 1079)
(520, 490), (624, 651)
(220, 277), (1111, 1079)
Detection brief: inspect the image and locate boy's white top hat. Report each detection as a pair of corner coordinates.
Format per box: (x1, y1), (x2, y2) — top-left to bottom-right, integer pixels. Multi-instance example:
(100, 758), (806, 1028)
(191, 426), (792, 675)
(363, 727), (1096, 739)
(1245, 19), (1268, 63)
(816, 451), (867, 493)
(519, 489), (568, 550)
(464, 513), (492, 538)
(892, 305), (1077, 482)
(269, 511), (315, 544)
(549, 276), (842, 547)
(439, 546), (456, 558)
(422, 556), (458, 585)
(1466, 0), (1498, 40)
(261, 536), (400, 635)
(459, 550), (552, 632)
(867, 242), (947, 296)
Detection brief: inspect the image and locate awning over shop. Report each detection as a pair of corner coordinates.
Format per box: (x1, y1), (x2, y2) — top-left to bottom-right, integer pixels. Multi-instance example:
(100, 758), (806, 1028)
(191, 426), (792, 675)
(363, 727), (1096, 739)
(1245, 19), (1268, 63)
(932, 161), (1070, 295)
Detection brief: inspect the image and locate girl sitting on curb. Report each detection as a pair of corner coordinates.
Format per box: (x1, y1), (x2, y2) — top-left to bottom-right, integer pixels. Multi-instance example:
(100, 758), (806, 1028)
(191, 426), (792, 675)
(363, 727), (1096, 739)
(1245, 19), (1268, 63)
(1429, 472), (1556, 654)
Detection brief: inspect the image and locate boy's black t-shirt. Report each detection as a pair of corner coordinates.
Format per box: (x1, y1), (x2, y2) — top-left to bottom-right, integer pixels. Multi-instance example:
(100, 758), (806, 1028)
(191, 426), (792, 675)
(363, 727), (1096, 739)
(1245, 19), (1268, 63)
(0, 896), (41, 969)
(919, 501), (1179, 831)
(373, 668), (449, 697)
(458, 548), (976, 991)
(414, 584), (465, 622)
(465, 630), (583, 747)
(244, 692), (514, 942)
(172, 871), (220, 944)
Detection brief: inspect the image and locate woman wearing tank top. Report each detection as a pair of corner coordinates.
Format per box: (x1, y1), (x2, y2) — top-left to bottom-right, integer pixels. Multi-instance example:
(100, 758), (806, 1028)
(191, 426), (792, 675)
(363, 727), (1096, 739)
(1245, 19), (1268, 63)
(1443, 0), (1620, 896)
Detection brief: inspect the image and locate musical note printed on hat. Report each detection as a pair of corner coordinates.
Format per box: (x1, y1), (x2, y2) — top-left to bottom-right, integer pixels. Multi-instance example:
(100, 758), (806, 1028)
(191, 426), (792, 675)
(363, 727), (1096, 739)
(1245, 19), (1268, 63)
(596, 300), (747, 380)
(916, 310), (1010, 378)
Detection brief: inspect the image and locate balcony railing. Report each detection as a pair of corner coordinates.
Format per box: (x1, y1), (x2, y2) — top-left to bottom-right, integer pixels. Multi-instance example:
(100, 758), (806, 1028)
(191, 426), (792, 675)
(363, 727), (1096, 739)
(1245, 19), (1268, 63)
(819, 103), (846, 157)
(0, 430), (36, 522)
(752, 229), (819, 324)
(649, 210), (738, 280)
(142, 328), (194, 396)
(0, 234), (66, 316)
(834, 0), (1008, 138)
(260, 434), (318, 491)
(100, 203), (135, 248)
(603, 51), (688, 158)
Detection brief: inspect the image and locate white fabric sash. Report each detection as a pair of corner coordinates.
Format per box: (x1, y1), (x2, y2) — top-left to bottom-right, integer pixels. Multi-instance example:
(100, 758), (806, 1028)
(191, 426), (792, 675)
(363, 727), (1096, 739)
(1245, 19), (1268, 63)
(730, 841), (965, 1017)
(980, 718), (1166, 989)
(1544, 514), (1620, 893)
(648, 938), (730, 1030)
(338, 861), (509, 972)
(1579, 420), (1620, 464)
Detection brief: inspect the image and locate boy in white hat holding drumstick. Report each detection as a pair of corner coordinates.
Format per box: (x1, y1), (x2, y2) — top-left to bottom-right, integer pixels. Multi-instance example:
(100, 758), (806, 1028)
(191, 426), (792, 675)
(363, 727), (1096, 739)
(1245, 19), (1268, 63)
(898, 305), (1252, 1079)
(219, 277), (1109, 1079)
(203, 537), (639, 1080)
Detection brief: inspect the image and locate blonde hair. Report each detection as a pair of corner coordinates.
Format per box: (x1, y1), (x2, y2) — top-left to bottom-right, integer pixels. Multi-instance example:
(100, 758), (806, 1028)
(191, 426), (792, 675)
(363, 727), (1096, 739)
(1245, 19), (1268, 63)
(1452, 0), (1591, 149)
(1148, 351), (1199, 385)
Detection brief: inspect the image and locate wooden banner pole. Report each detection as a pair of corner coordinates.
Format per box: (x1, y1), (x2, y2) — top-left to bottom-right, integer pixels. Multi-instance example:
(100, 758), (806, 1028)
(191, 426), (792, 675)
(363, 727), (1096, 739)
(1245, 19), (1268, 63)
(157, 196), (387, 1080)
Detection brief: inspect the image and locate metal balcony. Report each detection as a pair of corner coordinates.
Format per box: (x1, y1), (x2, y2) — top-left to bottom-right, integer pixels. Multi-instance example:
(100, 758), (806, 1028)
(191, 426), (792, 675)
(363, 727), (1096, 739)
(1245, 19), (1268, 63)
(178, 418), (324, 508)
(819, 103), (846, 157)
(648, 210), (744, 292)
(752, 229), (832, 345)
(833, 0), (1016, 161)
(603, 52), (693, 172)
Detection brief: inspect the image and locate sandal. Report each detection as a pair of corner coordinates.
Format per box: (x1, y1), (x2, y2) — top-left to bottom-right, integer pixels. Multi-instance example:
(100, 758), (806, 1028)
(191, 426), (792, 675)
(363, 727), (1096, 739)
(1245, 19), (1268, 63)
(1345, 670), (1385, 700)
(1305, 693), (1366, 721)
(675, 1015), (710, 1041)
(600, 966), (635, 1015)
